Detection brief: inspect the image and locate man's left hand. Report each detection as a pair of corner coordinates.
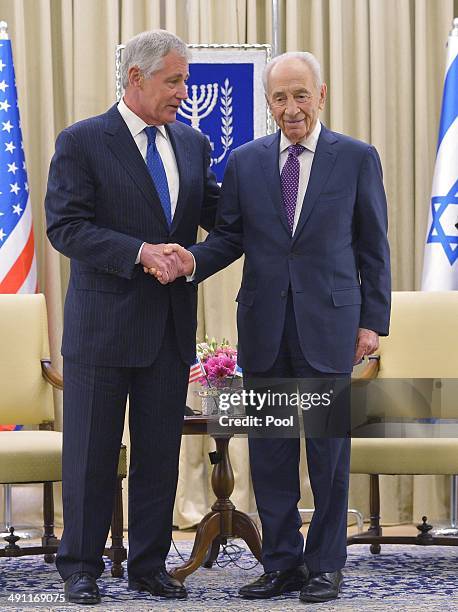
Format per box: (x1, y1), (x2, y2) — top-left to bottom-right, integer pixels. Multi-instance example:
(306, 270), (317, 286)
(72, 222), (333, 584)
(353, 328), (379, 365)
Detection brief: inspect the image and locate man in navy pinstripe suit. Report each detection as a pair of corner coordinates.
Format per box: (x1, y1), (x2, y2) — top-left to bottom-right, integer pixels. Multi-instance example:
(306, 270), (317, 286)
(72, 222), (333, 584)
(45, 30), (219, 604)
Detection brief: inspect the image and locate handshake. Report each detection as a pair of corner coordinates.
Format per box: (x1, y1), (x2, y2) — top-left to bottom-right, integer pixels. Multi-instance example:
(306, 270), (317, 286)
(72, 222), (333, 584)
(140, 243), (194, 285)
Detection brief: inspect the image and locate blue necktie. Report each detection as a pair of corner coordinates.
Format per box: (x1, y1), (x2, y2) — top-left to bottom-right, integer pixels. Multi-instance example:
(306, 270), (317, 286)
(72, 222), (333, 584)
(144, 126), (172, 227)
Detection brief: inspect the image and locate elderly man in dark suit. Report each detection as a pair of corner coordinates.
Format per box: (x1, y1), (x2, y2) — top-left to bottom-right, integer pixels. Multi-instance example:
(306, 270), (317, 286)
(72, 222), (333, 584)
(45, 29), (218, 604)
(153, 51), (391, 603)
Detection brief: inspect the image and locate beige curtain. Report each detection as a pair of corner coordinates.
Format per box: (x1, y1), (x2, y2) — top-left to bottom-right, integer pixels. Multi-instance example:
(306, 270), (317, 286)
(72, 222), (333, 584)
(0, 0), (455, 530)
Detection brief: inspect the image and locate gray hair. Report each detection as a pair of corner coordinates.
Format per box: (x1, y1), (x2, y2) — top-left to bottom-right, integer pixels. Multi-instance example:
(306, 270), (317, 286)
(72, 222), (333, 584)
(262, 51), (323, 93)
(121, 30), (189, 89)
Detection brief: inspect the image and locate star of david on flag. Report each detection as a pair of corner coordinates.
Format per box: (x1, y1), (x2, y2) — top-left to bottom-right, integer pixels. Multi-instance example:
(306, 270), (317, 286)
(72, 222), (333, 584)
(421, 20), (458, 289)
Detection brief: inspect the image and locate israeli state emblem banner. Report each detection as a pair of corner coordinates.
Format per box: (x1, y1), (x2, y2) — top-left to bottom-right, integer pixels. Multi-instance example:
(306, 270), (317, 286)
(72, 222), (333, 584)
(176, 47), (271, 182)
(115, 44), (272, 183)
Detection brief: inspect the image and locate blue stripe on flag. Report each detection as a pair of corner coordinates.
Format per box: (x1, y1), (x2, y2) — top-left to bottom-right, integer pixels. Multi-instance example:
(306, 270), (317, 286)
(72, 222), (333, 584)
(437, 53), (458, 150)
(421, 23), (458, 289)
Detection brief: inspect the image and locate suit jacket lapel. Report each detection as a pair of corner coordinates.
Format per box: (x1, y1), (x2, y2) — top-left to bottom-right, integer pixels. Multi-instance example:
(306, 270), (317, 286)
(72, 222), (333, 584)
(259, 131), (291, 236)
(103, 105), (169, 231)
(167, 123), (191, 233)
(292, 126), (338, 244)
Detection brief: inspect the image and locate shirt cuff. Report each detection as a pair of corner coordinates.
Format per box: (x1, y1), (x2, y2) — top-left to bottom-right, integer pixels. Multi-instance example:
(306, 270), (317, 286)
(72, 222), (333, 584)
(136, 242), (145, 265)
(186, 252), (196, 282)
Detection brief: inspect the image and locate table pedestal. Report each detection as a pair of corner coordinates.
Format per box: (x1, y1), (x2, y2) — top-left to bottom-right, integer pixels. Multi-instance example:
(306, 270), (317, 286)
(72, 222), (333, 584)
(171, 420), (262, 583)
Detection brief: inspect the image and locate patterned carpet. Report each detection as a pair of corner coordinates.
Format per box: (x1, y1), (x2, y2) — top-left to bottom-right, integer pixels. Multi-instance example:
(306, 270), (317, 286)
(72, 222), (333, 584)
(0, 540), (457, 611)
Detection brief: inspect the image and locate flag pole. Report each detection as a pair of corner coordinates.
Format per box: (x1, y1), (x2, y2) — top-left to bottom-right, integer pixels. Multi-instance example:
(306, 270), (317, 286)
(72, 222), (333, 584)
(271, 0), (281, 57)
(0, 17), (17, 542)
(451, 16), (458, 533)
(0, 18), (14, 540)
(442, 18), (457, 535)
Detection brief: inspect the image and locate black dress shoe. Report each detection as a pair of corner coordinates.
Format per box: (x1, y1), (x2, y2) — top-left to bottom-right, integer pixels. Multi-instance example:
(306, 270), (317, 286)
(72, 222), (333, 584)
(64, 572), (101, 605)
(299, 570), (343, 602)
(239, 565), (309, 599)
(128, 568), (187, 599)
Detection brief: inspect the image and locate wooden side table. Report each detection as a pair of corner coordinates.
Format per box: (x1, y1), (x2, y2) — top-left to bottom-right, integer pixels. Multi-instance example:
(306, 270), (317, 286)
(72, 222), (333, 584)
(170, 415), (262, 583)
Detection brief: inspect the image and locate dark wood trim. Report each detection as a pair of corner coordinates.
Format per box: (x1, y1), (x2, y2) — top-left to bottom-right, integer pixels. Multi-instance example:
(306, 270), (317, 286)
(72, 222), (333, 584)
(351, 355), (380, 385)
(42, 482), (58, 563)
(0, 543), (59, 557)
(348, 534), (458, 546)
(367, 473), (382, 553)
(346, 473), (458, 550)
(368, 474), (381, 535)
(104, 476), (127, 577)
(41, 359), (63, 390)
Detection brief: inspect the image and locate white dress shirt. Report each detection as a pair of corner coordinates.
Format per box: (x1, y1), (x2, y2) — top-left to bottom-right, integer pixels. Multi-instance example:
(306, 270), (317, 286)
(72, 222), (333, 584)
(279, 120), (321, 235)
(117, 97), (180, 264)
(117, 97), (180, 213)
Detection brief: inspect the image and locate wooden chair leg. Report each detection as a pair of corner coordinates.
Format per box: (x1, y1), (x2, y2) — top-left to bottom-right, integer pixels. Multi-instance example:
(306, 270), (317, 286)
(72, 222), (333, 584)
(106, 476), (127, 577)
(42, 481), (58, 563)
(368, 474), (382, 554)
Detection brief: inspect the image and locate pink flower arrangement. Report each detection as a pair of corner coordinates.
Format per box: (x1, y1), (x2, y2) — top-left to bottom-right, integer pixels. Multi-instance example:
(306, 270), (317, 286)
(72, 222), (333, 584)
(197, 338), (238, 388)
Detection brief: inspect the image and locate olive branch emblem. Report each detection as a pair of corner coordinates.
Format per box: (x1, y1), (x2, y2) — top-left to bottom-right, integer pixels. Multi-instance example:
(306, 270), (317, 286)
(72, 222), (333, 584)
(211, 78), (233, 165)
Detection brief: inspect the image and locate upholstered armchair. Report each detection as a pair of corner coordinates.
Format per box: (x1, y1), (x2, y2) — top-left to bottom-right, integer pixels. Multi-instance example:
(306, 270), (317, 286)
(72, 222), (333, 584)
(0, 293), (127, 577)
(349, 291), (458, 552)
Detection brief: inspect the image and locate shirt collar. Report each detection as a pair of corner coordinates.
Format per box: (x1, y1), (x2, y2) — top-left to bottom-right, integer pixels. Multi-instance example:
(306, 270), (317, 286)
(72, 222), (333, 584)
(117, 97), (168, 140)
(280, 120), (321, 155)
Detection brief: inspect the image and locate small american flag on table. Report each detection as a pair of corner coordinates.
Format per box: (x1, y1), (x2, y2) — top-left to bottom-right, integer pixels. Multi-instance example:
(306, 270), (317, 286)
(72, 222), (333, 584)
(189, 355), (205, 384)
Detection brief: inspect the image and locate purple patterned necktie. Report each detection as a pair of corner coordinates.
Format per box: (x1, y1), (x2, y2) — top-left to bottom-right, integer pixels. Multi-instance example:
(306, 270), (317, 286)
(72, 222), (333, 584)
(280, 144), (305, 232)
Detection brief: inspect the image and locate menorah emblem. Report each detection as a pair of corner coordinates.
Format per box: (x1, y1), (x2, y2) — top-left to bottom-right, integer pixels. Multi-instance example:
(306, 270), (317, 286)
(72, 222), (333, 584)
(178, 78), (234, 167)
(178, 84), (219, 131)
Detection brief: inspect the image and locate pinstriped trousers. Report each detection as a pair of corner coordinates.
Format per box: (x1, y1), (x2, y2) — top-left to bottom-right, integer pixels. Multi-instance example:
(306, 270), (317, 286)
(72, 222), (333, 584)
(56, 313), (189, 580)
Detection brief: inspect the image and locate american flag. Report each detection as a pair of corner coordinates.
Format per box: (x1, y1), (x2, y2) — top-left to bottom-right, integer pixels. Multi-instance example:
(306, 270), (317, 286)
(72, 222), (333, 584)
(189, 355), (205, 384)
(0, 30), (33, 431)
(0, 33), (37, 294)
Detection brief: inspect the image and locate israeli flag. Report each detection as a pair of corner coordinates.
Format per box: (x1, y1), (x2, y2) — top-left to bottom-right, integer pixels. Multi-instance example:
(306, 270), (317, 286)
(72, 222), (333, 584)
(421, 19), (458, 290)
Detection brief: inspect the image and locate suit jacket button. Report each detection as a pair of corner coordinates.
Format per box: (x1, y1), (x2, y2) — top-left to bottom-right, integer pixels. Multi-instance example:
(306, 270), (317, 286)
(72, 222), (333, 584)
(281, 290), (287, 298)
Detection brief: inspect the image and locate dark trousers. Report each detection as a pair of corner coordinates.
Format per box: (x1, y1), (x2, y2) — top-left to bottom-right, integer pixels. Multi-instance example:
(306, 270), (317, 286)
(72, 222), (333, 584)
(246, 294), (351, 573)
(56, 314), (189, 580)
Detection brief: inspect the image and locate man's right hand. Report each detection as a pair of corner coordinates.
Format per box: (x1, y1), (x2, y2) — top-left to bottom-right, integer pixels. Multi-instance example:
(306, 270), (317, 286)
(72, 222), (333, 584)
(139, 243), (184, 284)
(143, 244), (194, 284)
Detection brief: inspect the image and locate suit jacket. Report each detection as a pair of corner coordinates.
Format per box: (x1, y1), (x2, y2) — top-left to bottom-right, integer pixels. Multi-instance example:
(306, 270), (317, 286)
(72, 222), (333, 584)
(45, 104), (219, 367)
(190, 125), (391, 374)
